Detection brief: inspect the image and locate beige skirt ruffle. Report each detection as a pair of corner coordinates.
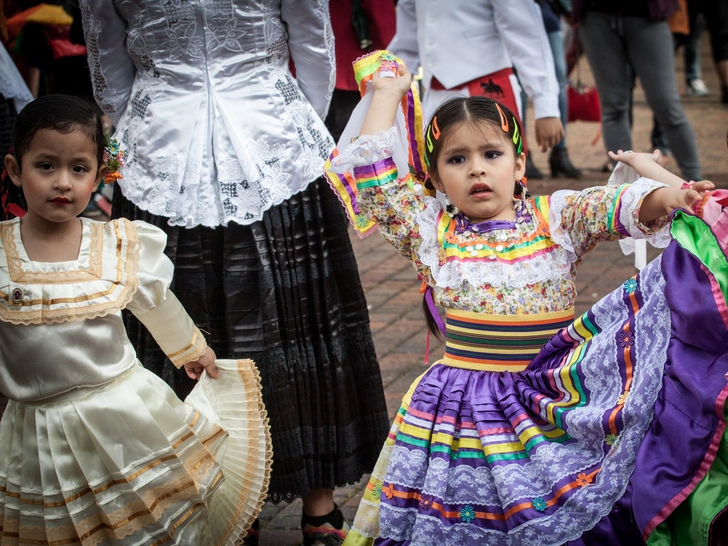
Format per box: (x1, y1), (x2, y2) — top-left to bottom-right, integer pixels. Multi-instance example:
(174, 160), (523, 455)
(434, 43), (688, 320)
(0, 359), (271, 546)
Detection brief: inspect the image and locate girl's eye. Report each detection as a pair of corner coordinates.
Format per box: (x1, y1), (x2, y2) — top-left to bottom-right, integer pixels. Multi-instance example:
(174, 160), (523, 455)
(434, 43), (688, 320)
(73, 165), (89, 173)
(485, 151), (502, 159)
(37, 163), (53, 171)
(447, 155), (465, 165)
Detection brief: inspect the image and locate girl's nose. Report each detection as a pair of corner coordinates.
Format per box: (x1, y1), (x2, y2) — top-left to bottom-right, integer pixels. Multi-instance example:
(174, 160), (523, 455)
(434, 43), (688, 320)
(54, 172), (72, 189)
(469, 160), (486, 177)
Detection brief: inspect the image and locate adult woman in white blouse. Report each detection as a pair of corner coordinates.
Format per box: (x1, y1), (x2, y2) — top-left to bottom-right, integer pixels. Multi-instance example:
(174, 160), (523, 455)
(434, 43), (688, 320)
(80, 2), (389, 543)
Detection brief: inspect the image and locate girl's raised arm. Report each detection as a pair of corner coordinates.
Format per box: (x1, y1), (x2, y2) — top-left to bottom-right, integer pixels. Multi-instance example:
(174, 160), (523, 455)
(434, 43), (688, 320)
(360, 67), (413, 136)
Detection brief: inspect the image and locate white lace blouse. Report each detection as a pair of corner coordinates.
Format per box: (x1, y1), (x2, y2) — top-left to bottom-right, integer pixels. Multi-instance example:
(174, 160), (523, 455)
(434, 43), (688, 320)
(80, 0), (335, 228)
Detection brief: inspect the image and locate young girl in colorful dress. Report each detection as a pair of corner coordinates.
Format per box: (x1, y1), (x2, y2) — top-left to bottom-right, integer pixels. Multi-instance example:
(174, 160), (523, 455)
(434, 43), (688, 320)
(0, 94), (272, 545)
(325, 52), (728, 545)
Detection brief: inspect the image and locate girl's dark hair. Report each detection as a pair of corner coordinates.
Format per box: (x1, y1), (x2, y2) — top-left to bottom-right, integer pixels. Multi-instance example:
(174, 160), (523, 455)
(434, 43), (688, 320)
(423, 96), (524, 189)
(420, 97), (525, 338)
(12, 94), (105, 169)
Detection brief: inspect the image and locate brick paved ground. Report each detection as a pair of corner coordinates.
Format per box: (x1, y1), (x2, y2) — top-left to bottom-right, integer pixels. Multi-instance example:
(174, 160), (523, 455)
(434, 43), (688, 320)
(257, 43), (728, 545)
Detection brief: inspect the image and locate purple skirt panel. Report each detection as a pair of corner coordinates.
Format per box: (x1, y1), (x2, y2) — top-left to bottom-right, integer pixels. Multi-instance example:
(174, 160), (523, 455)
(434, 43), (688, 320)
(370, 215), (728, 546)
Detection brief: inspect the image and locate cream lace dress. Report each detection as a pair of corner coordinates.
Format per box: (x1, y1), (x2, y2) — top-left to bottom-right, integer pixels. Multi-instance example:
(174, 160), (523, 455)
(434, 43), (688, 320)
(0, 217), (271, 545)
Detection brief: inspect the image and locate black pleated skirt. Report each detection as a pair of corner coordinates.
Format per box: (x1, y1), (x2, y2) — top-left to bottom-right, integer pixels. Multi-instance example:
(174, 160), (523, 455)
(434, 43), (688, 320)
(112, 178), (389, 503)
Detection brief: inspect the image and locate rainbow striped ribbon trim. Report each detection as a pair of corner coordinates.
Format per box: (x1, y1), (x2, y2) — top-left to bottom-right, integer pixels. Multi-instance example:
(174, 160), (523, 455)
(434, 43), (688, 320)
(607, 183), (631, 237)
(442, 308), (575, 372)
(323, 50), (427, 238)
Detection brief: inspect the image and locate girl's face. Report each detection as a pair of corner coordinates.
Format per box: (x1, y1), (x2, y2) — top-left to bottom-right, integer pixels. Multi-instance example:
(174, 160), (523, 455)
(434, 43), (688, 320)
(4, 128), (105, 230)
(432, 120), (526, 223)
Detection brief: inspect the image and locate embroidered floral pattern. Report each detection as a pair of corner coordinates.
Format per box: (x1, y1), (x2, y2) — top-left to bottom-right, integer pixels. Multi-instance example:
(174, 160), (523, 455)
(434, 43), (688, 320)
(419, 494), (433, 510)
(531, 497), (547, 512)
(371, 482), (382, 500)
(623, 278), (638, 294)
(382, 484), (394, 500)
(576, 473), (593, 487)
(618, 330), (635, 348)
(331, 130), (671, 317)
(459, 505), (476, 522)
(605, 434), (618, 446)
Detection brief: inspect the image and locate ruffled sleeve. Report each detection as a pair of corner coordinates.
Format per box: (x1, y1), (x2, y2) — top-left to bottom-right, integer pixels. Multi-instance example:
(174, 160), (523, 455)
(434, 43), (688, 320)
(548, 178), (671, 263)
(126, 221), (207, 368)
(328, 128), (428, 266)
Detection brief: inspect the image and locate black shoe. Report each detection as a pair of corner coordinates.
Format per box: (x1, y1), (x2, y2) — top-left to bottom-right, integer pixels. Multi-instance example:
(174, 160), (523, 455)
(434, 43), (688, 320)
(301, 506), (350, 546)
(722, 85), (728, 105)
(549, 147), (582, 179)
(525, 152), (544, 179)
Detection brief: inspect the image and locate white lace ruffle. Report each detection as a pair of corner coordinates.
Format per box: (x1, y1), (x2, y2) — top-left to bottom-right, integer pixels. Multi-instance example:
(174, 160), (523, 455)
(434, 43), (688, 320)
(549, 179), (672, 259)
(619, 178), (672, 248)
(548, 190), (580, 263)
(416, 198), (574, 290)
(330, 127), (400, 174)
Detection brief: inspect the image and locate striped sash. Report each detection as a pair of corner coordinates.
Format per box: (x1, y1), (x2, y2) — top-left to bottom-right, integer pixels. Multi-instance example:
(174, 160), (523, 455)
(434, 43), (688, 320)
(442, 308), (575, 372)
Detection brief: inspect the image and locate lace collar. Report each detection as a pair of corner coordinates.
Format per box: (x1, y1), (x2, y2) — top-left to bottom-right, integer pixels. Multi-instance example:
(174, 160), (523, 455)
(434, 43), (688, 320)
(416, 197), (573, 289)
(0, 218), (141, 325)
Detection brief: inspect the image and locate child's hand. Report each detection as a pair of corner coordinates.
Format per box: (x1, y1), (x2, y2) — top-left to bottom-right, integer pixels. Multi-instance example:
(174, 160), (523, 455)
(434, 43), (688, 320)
(607, 149), (662, 170)
(184, 346), (219, 381)
(370, 64), (412, 101)
(608, 149), (687, 189)
(639, 181), (715, 224)
(361, 64), (412, 136)
(664, 180), (715, 213)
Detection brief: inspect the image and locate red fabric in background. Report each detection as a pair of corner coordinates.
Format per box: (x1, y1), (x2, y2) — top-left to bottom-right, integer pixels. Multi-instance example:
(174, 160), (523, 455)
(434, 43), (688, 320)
(567, 84), (601, 122)
(330, 0), (396, 91)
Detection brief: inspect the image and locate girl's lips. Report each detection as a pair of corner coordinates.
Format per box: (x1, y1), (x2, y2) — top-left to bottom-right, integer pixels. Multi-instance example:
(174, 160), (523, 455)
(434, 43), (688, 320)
(50, 198), (72, 204)
(470, 183), (492, 195)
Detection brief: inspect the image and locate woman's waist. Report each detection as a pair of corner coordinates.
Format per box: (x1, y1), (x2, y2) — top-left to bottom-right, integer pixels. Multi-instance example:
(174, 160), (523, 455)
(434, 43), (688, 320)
(440, 308), (574, 372)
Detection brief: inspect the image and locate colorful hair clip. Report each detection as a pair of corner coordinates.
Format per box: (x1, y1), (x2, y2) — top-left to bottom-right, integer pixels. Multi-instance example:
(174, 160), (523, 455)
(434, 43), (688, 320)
(511, 117), (523, 155)
(495, 103), (509, 132)
(431, 116), (441, 140)
(103, 136), (125, 183)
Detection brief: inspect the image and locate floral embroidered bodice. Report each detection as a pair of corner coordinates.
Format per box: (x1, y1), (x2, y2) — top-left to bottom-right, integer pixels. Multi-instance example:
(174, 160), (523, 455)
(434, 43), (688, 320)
(80, 0), (335, 228)
(330, 129), (670, 316)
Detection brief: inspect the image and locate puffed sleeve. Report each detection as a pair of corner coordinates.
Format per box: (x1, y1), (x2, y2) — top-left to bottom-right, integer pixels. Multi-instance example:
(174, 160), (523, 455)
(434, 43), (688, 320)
(125, 221), (207, 368)
(79, 0), (135, 126)
(281, 0), (335, 119)
(548, 178), (672, 262)
(328, 128), (428, 268)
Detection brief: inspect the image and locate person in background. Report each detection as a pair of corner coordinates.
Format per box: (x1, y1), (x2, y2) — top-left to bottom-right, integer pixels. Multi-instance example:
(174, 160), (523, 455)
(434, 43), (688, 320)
(326, 0), (396, 143)
(533, 0), (582, 178)
(573, 0), (702, 180)
(387, 0), (564, 165)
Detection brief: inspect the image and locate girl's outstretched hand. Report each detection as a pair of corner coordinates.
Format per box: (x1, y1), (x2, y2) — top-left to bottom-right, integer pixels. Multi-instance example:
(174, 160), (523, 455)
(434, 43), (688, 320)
(664, 180), (715, 213)
(608, 149), (662, 170)
(608, 149), (686, 189)
(184, 346), (219, 380)
(639, 181), (715, 224)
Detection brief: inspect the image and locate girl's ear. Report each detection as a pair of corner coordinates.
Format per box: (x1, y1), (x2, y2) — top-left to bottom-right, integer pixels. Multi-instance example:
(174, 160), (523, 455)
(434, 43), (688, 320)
(4, 154), (22, 188)
(428, 172), (445, 194)
(515, 151), (526, 181)
(94, 165), (109, 191)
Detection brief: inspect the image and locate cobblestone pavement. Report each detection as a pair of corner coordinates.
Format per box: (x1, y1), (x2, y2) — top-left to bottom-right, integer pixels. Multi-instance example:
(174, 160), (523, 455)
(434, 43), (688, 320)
(257, 45), (728, 545)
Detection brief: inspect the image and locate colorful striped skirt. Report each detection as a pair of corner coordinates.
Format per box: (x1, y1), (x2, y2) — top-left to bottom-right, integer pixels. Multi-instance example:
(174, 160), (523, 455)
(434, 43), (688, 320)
(344, 211), (728, 546)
